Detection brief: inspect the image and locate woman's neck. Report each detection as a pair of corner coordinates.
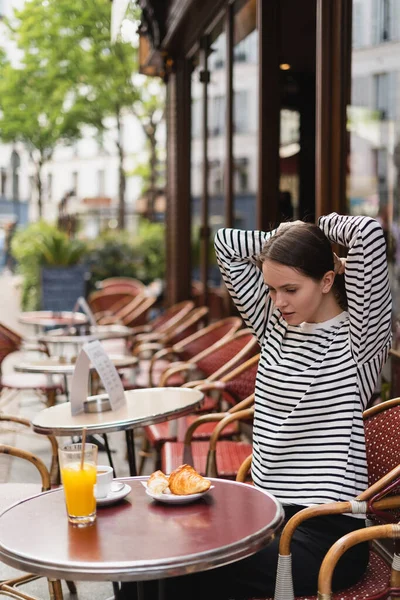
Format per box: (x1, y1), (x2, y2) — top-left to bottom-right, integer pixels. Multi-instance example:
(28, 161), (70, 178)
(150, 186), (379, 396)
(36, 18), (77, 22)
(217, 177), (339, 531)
(312, 292), (344, 324)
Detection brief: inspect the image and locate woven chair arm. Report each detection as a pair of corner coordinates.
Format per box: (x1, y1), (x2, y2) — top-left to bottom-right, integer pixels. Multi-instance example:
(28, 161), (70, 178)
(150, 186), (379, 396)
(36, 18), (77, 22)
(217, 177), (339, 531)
(130, 324), (152, 336)
(205, 408), (254, 477)
(0, 445), (51, 491)
(279, 494), (400, 558)
(0, 415), (59, 486)
(149, 347), (179, 387)
(158, 362), (195, 386)
(209, 407), (254, 448)
(133, 342), (164, 358)
(318, 523), (400, 598)
(236, 454), (252, 482)
(0, 414), (31, 428)
(97, 314), (122, 325)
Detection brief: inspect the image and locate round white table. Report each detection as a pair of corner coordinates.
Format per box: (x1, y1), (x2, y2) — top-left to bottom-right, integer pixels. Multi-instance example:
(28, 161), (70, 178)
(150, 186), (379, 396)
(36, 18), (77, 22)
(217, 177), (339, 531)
(19, 311), (89, 331)
(32, 387), (204, 476)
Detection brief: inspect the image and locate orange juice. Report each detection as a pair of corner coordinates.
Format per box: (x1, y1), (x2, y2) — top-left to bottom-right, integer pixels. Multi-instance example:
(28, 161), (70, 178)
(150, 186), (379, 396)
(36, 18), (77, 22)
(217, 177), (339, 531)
(61, 462), (97, 518)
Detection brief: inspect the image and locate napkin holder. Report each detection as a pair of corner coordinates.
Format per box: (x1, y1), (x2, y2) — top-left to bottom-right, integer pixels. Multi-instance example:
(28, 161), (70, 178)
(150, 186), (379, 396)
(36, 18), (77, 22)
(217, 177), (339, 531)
(84, 395), (112, 413)
(70, 340), (126, 416)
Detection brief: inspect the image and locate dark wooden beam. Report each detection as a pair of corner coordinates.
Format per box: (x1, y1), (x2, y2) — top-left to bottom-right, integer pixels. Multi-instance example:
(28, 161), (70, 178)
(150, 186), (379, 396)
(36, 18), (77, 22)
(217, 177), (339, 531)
(257, 0), (280, 230)
(165, 57), (192, 305)
(315, 0), (352, 218)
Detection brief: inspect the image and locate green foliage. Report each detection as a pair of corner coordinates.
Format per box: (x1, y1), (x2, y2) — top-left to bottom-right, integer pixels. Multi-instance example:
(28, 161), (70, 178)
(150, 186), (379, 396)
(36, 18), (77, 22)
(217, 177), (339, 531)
(87, 220), (165, 291)
(11, 221), (87, 310)
(12, 218), (166, 309)
(0, 0), (146, 222)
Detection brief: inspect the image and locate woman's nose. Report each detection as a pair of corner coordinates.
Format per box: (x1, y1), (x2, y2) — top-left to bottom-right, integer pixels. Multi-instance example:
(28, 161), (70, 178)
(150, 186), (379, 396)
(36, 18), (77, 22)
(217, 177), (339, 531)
(275, 293), (287, 308)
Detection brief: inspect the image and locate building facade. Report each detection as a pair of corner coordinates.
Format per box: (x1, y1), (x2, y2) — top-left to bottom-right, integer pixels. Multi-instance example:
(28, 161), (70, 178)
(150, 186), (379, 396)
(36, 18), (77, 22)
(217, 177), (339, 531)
(138, 0), (400, 334)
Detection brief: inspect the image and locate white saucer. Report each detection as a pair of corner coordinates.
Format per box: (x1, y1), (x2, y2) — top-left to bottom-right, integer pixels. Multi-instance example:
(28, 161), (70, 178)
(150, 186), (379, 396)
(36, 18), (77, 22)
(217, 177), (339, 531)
(96, 482), (131, 506)
(141, 481), (214, 505)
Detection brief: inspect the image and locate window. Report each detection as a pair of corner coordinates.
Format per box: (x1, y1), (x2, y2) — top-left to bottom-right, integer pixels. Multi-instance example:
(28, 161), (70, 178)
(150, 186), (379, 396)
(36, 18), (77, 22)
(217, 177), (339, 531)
(1, 169), (6, 196)
(352, 1), (363, 48)
(375, 73), (388, 119)
(47, 173), (52, 202)
(234, 91), (248, 133)
(234, 158), (249, 192)
(209, 95), (226, 137)
(72, 171), (78, 195)
(98, 169), (105, 196)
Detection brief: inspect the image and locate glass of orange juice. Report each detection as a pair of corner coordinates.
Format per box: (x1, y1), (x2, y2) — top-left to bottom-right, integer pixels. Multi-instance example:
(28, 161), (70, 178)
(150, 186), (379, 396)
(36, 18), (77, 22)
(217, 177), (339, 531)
(58, 443), (98, 526)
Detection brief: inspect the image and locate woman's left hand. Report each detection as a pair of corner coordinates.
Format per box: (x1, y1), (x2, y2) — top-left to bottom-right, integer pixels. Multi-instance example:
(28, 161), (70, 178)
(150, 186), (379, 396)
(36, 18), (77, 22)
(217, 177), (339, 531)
(333, 253), (346, 275)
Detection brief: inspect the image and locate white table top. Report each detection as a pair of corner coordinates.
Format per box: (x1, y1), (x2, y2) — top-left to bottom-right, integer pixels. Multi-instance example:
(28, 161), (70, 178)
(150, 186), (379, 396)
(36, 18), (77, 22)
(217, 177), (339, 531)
(31, 387), (204, 436)
(38, 324), (135, 345)
(14, 355), (138, 375)
(19, 311), (89, 328)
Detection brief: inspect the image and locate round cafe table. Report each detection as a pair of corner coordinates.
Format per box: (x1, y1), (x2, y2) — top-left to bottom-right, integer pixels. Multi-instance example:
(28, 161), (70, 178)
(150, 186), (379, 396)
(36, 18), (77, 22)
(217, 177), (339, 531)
(0, 477), (284, 600)
(14, 354), (139, 399)
(19, 311), (89, 331)
(37, 324), (135, 357)
(32, 387), (204, 477)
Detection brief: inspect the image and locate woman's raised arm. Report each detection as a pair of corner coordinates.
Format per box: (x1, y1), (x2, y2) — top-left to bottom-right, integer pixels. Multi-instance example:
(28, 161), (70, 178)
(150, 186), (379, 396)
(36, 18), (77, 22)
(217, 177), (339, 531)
(214, 228), (275, 346)
(319, 213), (392, 365)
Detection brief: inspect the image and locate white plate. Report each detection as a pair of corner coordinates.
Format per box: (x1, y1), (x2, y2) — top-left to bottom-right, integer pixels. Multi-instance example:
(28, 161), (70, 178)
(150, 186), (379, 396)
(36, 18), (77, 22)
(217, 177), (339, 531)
(96, 482), (131, 506)
(141, 481), (214, 505)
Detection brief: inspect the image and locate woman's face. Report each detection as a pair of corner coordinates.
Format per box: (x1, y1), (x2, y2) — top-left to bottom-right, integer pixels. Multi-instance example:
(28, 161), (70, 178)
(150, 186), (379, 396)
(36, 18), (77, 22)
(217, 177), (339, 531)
(262, 259), (333, 325)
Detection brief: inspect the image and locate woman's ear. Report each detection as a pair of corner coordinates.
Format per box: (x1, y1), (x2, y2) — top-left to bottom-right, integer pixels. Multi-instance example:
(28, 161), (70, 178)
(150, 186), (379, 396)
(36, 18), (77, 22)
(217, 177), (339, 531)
(321, 270), (335, 294)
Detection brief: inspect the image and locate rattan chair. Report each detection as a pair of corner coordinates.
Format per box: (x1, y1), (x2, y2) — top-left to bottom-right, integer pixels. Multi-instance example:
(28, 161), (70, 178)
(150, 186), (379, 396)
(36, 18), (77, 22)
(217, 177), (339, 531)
(234, 397), (400, 600)
(162, 395), (254, 479)
(0, 323), (63, 409)
(146, 316), (243, 387)
(161, 355), (260, 477)
(0, 421), (75, 599)
(130, 307), (209, 388)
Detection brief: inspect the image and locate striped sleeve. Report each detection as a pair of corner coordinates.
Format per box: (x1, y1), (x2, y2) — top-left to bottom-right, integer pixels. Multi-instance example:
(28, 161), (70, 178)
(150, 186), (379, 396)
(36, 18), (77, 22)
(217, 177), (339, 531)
(214, 228), (275, 346)
(318, 213), (392, 365)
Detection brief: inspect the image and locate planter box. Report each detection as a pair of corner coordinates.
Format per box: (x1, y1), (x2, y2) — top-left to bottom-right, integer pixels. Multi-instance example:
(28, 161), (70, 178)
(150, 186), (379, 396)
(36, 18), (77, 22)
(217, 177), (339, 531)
(41, 265), (89, 312)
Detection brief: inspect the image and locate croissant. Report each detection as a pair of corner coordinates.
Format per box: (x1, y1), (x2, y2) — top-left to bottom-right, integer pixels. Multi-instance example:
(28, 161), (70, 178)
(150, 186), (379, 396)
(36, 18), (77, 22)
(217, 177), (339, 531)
(168, 464), (211, 495)
(147, 470), (170, 494)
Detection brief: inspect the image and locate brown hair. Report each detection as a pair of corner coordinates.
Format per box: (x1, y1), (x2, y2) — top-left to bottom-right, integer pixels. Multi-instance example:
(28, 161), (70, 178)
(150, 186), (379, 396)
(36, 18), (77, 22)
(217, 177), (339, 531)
(259, 223), (347, 309)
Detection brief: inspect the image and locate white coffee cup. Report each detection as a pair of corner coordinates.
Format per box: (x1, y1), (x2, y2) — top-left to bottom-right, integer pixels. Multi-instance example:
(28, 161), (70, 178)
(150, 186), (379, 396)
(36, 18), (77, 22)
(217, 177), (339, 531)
(95, 465), (114, 498)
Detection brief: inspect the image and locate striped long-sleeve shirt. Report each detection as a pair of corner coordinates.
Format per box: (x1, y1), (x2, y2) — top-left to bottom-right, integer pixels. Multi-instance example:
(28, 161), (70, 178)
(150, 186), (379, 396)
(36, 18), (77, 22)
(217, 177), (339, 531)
(214, 213), (392, 512)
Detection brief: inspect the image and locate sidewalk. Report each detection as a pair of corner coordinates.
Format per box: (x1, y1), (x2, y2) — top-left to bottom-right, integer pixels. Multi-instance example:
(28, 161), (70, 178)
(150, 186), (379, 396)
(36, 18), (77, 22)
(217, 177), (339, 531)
(0, 270), (149, 599)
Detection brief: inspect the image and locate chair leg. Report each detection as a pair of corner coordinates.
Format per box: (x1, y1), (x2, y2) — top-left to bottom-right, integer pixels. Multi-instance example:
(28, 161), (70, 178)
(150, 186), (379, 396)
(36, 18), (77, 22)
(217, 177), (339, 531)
(137, 436), (151, 475)
(45, 389), (57, 408)
(65, 580), (77, 594)
(48, 579), (64, 600)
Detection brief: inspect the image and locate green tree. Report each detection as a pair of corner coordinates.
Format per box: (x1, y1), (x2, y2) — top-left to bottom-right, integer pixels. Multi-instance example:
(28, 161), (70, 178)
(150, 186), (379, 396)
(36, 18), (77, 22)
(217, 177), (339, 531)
(131, 78), (165, 220)
(0, 0), (145, 227)
(0, 46), (82, 217)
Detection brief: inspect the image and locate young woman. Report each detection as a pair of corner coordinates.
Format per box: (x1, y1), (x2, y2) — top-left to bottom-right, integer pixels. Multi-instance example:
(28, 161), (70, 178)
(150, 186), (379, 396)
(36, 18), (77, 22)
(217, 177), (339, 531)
(121, 213), (392, 599)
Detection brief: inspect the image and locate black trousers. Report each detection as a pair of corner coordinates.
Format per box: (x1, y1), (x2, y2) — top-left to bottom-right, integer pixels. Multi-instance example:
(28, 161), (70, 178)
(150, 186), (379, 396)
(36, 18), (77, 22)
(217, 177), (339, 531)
(120, 505), (369, 600)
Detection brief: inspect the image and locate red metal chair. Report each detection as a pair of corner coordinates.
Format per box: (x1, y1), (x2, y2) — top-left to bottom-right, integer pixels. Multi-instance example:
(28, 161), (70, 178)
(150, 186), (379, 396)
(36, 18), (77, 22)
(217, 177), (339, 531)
(0, 323), (63, 409)
(160, 355), (260, 478)
(234, 397), (400, 600)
